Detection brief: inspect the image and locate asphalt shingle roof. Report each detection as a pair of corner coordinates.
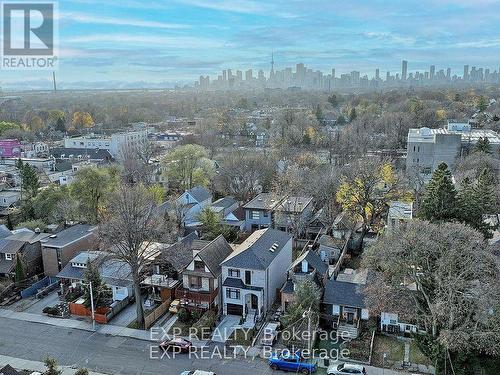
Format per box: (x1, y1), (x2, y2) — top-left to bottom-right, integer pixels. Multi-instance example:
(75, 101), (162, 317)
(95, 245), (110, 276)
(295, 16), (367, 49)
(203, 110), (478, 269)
(197, 235), (233, 277)
(187, 186), (212, 203)
(243, 193), (280, 210)
(222, 228), (292, 270)
(212, 196), (237, 210)
(50, 147), (113, 161)
(290, 250), (328, 275)
(323, 279), (366, 309)
(41, 224), (96, 248)
(157, 233), (209, 272)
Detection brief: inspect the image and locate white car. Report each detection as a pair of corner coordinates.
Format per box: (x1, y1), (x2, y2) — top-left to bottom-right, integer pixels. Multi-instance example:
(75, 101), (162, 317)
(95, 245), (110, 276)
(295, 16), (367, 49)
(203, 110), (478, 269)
(179, 371), (217, 375)
(327, 361), (367, 374)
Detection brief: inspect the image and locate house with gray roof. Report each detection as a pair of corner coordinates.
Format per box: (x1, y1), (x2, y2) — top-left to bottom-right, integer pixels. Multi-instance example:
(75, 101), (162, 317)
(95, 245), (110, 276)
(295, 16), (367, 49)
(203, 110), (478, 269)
(323, 278), (369, 338)
(56, 251), (133, 301)
(175, 186), (213, 227)
(142, 233), (210, 303)
(221, 228), (292, 322)
(243, 193), (281, 232)
(281, 249), (329, 312)
(0, 230), (50, 278)
(174, 235), (233, 314)
(41, 224), (97, 276)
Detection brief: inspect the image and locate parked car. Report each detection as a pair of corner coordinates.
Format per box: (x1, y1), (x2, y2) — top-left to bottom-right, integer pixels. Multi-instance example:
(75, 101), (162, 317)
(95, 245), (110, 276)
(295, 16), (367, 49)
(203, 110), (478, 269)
(269, 351), (317, 374)
(159, 337), (192, 353)
(179, 371), (216, 375)
(169, 299), (181, 314)
(327, 361), (367, 374)
(260, 322), (279, 346)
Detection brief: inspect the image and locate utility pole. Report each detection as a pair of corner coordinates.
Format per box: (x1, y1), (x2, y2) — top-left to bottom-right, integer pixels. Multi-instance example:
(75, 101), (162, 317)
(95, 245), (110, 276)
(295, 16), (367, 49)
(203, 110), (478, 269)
(88, 281), (95, 331)
(303, 307), (312, 354)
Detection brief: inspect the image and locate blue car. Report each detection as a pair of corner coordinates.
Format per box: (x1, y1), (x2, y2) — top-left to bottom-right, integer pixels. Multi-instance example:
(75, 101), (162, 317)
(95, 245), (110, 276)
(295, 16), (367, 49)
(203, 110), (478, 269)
(269, 351), (317, 374)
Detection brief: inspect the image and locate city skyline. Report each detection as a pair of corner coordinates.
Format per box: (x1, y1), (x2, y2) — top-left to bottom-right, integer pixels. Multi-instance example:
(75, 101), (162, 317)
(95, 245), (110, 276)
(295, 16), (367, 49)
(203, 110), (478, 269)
(0, 0), (499, 90)
(195, 59), (500, 91)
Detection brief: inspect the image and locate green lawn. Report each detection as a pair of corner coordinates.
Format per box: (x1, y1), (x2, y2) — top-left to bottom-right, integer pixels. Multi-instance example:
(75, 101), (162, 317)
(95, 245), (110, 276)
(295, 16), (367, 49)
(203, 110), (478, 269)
(371, 334), (405, 366)
(409, 340), (432, 365)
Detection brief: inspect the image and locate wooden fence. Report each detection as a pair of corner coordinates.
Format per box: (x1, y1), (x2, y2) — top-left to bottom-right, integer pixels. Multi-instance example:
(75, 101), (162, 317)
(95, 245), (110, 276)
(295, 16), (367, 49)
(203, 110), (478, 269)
(145, 299), (171, 329)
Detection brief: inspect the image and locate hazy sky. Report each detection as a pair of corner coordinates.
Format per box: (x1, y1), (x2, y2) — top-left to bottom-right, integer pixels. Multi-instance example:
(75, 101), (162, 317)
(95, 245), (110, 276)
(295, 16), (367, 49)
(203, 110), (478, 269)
(1, 0), (499, 89)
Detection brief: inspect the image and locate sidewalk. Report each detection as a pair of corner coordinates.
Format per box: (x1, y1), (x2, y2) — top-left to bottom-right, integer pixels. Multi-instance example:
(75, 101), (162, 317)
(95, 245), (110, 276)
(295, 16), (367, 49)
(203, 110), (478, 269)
(0, 308), (208, 347)
(0, 354), (109, 375)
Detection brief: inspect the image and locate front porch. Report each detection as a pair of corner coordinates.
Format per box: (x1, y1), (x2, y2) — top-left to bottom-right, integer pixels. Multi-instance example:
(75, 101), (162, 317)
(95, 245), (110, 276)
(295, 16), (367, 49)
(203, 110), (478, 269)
(175, 286), (219, 311)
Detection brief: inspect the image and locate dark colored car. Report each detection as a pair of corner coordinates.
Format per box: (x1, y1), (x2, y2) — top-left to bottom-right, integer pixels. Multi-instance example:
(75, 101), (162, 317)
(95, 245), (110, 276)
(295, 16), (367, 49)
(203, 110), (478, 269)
(159, 337), (192, 353)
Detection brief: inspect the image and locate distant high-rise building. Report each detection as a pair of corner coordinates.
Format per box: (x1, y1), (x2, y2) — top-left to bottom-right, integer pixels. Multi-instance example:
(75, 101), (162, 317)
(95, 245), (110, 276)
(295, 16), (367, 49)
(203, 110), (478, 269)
(463, 65), (469, 80)
(430, 65), (435, 80)
(375, 68), (380, 80)
(446, 68), (451, 80)
(402, 60), (408, 80)
(245, 69), (253, 81)
(222, 70), (227, 81)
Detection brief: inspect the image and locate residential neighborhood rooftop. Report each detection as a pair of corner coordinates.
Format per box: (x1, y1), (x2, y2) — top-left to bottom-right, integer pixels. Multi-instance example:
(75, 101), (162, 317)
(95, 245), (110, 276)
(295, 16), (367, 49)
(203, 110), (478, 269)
(243, 193), (281, 210)
(41, 224), (96, 248)
(223, 228), (292, 270)
(323, 279), (366, 309)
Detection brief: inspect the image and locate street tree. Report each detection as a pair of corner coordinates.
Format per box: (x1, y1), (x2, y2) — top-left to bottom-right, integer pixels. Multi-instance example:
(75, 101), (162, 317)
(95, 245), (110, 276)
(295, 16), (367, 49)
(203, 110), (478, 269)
(99, 184), (170, 329)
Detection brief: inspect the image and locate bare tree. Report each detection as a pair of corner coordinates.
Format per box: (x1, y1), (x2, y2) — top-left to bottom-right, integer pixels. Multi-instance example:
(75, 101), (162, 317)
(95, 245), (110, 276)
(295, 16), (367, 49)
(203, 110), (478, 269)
(363, 220), (500, 355)
(99, 184), (171, 328)
(119, 140), (160, 184)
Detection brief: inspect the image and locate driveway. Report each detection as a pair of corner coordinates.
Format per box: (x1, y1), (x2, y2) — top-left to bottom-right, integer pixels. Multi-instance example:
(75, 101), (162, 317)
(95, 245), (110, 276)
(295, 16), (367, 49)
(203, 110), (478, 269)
(6, 290), (61, 314)
(211, 314), (241, 342)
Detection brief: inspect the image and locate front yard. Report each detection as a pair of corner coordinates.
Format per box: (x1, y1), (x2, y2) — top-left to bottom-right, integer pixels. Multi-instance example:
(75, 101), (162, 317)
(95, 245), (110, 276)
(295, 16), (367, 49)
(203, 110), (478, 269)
(371, 334), (405, 367)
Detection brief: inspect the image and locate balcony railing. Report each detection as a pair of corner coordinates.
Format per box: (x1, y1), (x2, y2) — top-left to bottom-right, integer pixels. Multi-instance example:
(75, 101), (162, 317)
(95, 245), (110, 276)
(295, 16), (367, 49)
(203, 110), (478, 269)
(175, 286), (218, 306)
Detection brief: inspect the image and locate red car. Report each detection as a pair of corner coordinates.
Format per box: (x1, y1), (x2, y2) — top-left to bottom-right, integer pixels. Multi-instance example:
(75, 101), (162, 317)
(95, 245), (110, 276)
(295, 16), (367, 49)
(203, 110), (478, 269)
(159, 337), (192, 353)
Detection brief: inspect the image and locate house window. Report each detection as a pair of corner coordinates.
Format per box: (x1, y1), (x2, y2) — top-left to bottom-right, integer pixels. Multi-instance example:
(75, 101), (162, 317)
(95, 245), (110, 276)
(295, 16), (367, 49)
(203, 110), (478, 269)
(263, 211), (269, 218)
(251, 211), (260, 220)
(5, 253), (13, 260)
(188, 276), (202, 289)
(194, 260), (205, 271)
(228, 269), (240, 277)
(245, 270), (252, 285)
(226, 288), (240, 299)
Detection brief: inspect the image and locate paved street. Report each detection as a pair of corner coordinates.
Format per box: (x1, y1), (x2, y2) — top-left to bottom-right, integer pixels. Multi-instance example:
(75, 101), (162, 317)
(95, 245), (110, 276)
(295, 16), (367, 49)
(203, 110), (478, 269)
(0, 317), (272, 375)
(0, 317), (405, 375)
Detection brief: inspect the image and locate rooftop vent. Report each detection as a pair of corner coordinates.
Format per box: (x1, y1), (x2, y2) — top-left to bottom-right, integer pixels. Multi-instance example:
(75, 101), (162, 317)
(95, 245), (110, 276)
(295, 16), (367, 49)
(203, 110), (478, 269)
(269, 242), (279, 252)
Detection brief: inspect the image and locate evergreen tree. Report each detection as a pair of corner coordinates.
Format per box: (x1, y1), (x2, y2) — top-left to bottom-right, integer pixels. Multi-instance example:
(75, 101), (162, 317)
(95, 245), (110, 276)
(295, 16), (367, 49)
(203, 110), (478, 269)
(315, 104), (323, 122)
(55, 117), (66, 133)
(419, 163), (458, 222)
(475, 168), (497, 216)
(83, 259), (112, 309)
(14, 255), (26, 282)
(474, 137), (492, 154)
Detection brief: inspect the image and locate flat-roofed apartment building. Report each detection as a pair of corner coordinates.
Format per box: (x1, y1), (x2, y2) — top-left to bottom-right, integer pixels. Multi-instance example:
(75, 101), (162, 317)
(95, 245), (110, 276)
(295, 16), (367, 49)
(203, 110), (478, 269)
(406, 122), (500, 178)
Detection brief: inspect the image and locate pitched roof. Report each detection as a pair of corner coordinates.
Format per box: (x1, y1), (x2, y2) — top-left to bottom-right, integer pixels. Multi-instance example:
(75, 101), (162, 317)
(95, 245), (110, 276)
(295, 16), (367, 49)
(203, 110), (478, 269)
(5, 231), (50, 244)
(222, 228), (292, 270)
(290, 249), (328, 275)
(211, 196), (237, 210)
(225, 206), (245, 221)
(187, 186), (211, 203)
(50, 147), (113, 160)
(0, 364), (20, 375)
(323, 279), (366, 309)
(0, 225), (12, 239)
(0, 239), (24, 254)
(197, 235), (233, 277)
(157, 233), (209, 272)
(243, 193), (281, 210)
(41, 224), (96, 248)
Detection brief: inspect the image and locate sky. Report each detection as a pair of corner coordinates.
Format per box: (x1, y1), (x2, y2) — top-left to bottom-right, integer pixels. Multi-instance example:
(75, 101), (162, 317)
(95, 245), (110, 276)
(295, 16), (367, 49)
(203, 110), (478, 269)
(1, 0), (499, 90)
